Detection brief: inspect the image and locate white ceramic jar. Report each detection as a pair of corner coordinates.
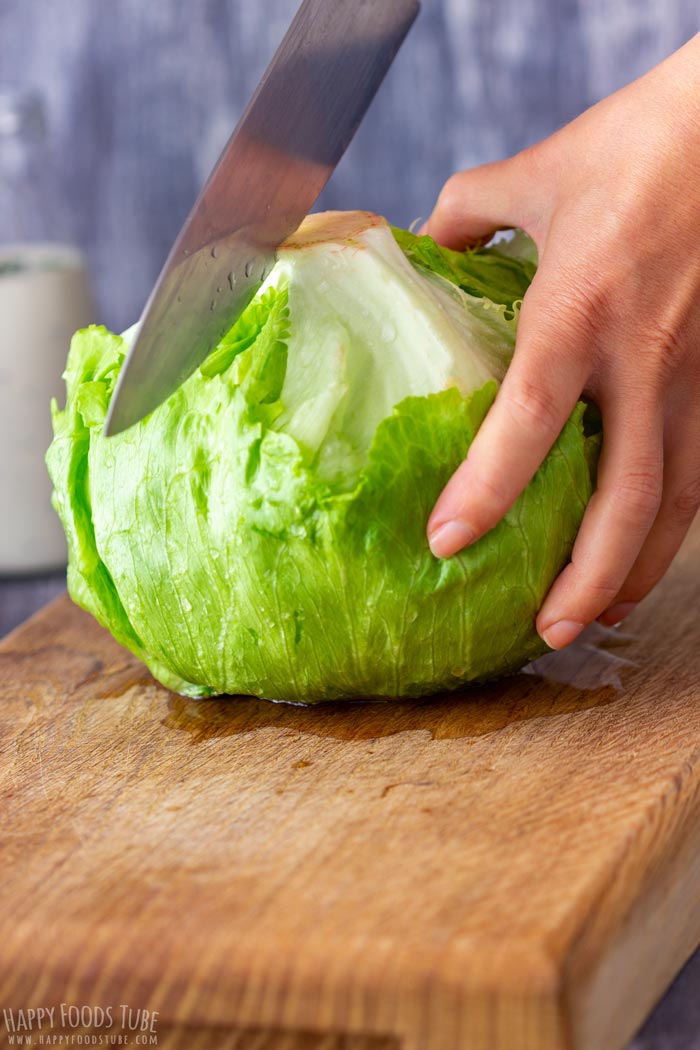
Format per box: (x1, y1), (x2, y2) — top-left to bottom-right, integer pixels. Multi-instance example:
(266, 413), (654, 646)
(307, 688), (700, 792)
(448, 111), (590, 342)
(0, 89), (95, 572)
(0, 244), (93, 572)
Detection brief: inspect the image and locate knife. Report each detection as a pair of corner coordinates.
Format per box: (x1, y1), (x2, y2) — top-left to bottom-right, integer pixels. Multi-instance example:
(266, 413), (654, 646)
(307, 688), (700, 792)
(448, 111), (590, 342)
(104, 0), (420, 436)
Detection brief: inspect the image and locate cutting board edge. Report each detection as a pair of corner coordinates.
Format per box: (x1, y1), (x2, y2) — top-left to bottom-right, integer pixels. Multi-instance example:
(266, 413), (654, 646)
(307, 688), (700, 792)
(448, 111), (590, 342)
(0, 932), (572, 1050)
(560, 743), (700, 1050)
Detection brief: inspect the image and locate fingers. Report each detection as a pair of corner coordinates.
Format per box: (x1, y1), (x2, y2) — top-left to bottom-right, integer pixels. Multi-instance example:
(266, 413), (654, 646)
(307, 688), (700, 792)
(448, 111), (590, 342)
(427, 274), (591, 558)
(423, 155), (535, 249)
(598, 418), (700, 625)
(536, 399), (665, 648)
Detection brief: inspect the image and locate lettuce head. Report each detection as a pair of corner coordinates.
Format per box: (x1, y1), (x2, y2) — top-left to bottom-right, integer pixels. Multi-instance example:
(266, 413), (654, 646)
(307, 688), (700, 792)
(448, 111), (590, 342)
(47, 211), (599, 702)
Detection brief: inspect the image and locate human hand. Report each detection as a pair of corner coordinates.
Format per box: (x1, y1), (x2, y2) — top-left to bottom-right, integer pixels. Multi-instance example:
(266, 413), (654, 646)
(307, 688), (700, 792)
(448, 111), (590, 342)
(424, 34), (700, 650)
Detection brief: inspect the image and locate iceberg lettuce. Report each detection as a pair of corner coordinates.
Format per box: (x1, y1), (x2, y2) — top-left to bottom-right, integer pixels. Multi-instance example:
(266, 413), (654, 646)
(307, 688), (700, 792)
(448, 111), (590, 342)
(47, 211), (598, 702)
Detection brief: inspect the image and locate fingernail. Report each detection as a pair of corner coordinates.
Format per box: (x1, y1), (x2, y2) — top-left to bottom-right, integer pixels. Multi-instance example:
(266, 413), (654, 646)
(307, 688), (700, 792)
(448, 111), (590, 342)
(598, 602), (637, 628)
(541, 620), (585, 650)
(428, 520), (476, 558)
(417, 222), (428, 236)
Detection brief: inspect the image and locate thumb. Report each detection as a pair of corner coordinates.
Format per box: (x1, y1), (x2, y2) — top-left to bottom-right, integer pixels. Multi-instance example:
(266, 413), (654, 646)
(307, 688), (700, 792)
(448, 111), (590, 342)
(423, 154), (537, 250)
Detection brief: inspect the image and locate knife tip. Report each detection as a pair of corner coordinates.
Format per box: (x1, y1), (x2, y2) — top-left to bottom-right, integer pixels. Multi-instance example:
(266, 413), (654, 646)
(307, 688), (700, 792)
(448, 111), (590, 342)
(103, 378), (148, 437)
(103, 405), (132, 438)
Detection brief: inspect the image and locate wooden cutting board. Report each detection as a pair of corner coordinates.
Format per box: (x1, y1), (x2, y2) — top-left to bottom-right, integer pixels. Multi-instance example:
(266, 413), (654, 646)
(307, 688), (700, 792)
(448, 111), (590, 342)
(2, 528), (700, 1050)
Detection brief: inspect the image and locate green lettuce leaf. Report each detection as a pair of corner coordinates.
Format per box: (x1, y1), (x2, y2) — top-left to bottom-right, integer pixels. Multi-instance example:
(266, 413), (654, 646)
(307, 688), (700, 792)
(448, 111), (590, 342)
(391, 225), (537, 307)
(47, 212), (598, 702)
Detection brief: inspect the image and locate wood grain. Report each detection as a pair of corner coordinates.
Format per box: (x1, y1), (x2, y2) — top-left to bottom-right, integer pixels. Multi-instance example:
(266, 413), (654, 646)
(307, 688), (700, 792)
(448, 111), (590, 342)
(1, 526), (700, 1050)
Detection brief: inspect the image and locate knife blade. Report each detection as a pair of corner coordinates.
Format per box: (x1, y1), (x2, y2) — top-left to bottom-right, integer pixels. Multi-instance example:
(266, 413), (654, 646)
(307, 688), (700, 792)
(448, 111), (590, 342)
(104, 0), (420, 436)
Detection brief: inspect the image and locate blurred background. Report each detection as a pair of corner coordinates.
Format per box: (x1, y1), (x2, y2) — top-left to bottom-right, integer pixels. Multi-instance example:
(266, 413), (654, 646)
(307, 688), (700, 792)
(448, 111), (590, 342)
(0, 0), (697, 331)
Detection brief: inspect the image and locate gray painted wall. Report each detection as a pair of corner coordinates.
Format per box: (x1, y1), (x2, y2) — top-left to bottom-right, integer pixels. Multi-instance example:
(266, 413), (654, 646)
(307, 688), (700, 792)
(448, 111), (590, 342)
(0, 1), (697, 329)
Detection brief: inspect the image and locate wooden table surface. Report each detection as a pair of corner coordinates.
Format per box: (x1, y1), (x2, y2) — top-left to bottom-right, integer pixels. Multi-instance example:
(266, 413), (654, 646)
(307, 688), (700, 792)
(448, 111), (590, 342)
(1, 574), (698, 1050)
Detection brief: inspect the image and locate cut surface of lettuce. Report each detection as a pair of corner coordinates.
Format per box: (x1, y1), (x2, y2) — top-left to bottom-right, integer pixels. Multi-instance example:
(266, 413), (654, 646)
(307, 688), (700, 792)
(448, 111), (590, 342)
(47, 210), (599, 702)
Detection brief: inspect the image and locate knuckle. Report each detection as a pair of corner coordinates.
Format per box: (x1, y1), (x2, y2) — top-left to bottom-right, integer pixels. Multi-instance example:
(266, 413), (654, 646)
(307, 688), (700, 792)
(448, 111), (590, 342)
(505, 377), (561, 434)
(556, 276), (613, 344)
(640, 320), (686, 385)
(521, 275), (609, 370)
(569, 561), (621, 603)
(610, 468), (662, 519)
(587, 577), (622, 602)
(672, 475), (700, 525)
(469, 468), (512, 515)
(589, 198), (643, 251)
(436, 173), (469, 222)
(650, 319), (685, 362)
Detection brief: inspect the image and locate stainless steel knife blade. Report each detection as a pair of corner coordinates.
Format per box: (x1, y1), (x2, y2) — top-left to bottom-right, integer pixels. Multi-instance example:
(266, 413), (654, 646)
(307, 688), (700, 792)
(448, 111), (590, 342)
(104, 0), (420, 436)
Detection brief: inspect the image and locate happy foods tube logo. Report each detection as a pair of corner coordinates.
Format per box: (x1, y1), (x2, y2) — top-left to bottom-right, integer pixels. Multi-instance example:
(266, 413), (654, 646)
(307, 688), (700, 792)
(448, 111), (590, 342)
(1, 1004), (159, 1045)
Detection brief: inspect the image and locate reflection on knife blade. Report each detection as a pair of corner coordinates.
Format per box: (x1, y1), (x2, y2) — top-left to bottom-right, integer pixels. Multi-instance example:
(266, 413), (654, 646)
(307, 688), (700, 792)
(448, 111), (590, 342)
(104, 0), (420, 436)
